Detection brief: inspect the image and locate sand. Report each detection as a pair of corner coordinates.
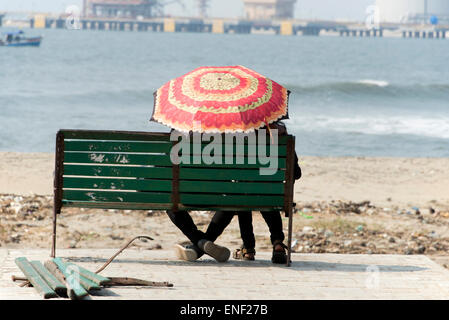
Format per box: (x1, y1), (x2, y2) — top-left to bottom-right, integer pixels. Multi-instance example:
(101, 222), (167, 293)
(1, 152), (449, 209)
(295, 156), (449, 208)
(1, 152), (449, 268)
(0, 153), (54, 196)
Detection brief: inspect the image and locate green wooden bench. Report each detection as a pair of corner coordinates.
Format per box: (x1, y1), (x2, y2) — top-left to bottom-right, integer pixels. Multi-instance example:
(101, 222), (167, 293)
(51, 130), (296, 266)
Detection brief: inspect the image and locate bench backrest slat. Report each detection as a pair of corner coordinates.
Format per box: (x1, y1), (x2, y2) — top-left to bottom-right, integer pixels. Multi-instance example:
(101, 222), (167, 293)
(65, 140), (173, 153)
(64, 165), (173, 179)
(62, 130), (291, 144)
(64, 152), (286, 169)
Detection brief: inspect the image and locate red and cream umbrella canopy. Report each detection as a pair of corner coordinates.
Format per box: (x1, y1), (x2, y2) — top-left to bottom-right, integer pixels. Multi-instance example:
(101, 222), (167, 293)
(151, 66), (289, 133)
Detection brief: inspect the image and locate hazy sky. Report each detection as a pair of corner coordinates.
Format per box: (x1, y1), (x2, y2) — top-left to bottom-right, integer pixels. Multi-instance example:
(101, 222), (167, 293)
(0, 0), (376, 21)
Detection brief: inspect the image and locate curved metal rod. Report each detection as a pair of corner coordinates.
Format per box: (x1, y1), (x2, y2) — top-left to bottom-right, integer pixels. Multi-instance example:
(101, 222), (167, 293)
(95, 236), (154, 274)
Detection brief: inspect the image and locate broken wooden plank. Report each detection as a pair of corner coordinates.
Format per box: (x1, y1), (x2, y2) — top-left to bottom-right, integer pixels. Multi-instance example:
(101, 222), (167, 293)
(51, 259), (106, 289)
(30, 261), (67, 297)
(15, 257), (57, 299)
(44, 260), (66, 283)
(52, 258), (88, 299)
(44, 260), (77, 299)
(77, 274), (102, 291)
(66, 263), (111, 286)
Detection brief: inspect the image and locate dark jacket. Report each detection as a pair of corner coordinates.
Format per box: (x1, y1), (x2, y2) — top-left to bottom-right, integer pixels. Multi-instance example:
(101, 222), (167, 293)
(294, 153), (302, 180)
(260, 122), (301, 181)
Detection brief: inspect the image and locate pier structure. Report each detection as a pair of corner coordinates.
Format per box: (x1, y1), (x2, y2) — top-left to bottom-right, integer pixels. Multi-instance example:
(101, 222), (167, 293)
(337, 26), (449, 39)
(400, 28), (447, 39)
(27, 14), (449, 40)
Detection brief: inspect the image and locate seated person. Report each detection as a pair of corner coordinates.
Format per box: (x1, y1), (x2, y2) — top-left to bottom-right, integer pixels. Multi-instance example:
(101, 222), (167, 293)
(233, 121), (302, 263)
(174, 121), (301, 264)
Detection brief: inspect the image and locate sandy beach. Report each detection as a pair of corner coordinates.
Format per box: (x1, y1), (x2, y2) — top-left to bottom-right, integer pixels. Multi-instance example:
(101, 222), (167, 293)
(1, 152), (449, 267)
(1, 152), (449, 208)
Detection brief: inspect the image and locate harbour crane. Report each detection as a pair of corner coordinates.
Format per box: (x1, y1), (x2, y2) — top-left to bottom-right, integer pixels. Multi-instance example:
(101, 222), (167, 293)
(197, 0), (210, 18)
(153, 0), (186, 17)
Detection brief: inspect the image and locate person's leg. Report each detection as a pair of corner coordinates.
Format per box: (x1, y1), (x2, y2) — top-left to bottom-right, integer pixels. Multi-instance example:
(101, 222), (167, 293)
(166, 210), (205, 260)
(237, 212), (255, 250)
(204, 211), (235, 242)
(205, 211), (257, 261)
(261, 211), (288, 264)
(261, 211), (285, 244)
(167, 210), (232, 262)
(190, 211), (234, 263)
(233, 211), (256, 260)
(166, 210), (206, 245)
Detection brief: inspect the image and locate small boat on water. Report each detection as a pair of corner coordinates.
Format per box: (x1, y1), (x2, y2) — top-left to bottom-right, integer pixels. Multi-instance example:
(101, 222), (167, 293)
(0, 30), (42, 47)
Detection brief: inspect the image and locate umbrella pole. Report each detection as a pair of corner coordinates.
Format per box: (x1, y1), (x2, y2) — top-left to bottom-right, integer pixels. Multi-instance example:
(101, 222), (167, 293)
(265, 118), (274, 144)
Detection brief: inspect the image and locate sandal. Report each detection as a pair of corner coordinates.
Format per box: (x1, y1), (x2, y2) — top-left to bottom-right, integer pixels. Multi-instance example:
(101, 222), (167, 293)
(233, 247), (256, 261)
(272, 241), (288, 264)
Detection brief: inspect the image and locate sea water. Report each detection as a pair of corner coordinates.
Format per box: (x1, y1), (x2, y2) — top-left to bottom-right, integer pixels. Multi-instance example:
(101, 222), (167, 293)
(0, 28), (448, 157)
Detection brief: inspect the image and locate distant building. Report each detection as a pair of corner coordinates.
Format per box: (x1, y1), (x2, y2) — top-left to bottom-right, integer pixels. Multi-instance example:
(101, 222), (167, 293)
(0, 14), (3, 27)
(376, 0), (449, 24)
(84, 0), (158, 19)
(243, 0), (297, 20)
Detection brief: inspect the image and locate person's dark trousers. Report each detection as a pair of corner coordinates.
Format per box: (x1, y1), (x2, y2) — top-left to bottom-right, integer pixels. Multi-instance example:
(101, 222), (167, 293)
(166, 210), (238, 258)
(261, 211), (285, 244)
(237, 212), (255, 249)
(166, 210), (206, 246)
(206, 211), (255, 250)
(204, 211), (233, 243)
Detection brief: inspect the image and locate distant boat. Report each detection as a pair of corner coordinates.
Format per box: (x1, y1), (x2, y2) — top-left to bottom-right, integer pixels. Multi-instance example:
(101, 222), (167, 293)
(0, 30), (42, 47)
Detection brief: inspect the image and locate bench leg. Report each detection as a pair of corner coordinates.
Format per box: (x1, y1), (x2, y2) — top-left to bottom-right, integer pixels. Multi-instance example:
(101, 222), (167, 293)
(286, 207), (293, 267)
(51, 208), (57, 258)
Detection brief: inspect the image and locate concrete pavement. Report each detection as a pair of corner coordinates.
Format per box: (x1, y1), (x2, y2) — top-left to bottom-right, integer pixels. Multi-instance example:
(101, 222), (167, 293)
(1, 249), (449, 300)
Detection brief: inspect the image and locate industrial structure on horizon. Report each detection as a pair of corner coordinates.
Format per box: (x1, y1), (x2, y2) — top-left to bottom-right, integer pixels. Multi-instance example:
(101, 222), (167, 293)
(243, 0), (297, 20)
(197, 0), (209, 18)
(83, 0), (208, 19)
(83, 0), (158, 19)
(376, 0), (449, 24)
(5, 0), (449, 40)
(4, 0), (449, 24)
(82, 0), (297, 20)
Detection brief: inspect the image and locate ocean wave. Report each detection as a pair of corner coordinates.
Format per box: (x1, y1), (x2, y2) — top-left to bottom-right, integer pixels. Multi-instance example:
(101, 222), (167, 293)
(3, 82), (449, 105)
(285, 81), (449, 99)
(0, 88), (154, 104)
(357, 79), (390, 87)
(288, 115), (449, 140)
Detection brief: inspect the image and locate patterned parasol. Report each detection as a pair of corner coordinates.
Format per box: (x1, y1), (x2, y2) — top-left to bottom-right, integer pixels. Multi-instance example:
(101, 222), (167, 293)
(151, 66), (289, 133)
